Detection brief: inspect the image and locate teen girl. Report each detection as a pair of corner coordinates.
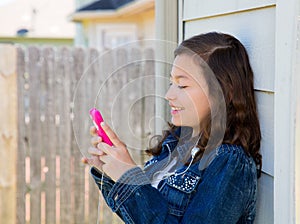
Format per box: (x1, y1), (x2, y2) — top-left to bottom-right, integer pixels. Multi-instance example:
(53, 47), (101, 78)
(83, 32), (262, 224)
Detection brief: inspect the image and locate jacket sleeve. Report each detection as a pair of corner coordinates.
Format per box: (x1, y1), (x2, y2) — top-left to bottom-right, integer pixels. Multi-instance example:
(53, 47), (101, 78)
(90, 166), (178, 224)
(90, 147), (257, 224)
(181, 148), (257, 224)
(90, 167), (125, 219)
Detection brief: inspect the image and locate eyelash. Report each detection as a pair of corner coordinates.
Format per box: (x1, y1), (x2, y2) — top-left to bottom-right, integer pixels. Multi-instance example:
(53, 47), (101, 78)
(169, 82), (187, 89)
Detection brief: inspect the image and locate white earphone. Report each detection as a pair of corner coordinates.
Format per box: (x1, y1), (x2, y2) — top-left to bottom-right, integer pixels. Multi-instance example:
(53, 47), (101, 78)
(191, 147), (200, 157)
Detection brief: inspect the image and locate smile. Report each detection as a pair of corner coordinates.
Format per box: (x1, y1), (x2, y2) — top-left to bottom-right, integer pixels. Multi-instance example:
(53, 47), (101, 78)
(171, 106), (184, 111)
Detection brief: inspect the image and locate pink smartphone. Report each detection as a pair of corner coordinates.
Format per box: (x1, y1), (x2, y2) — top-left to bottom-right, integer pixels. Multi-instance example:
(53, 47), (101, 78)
(89, 108), (113, 146)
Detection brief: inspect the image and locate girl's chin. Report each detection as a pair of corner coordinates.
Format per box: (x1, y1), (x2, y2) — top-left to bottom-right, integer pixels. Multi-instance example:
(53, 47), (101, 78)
(171, 118), (183, 126)
(171, 118), (199, 130)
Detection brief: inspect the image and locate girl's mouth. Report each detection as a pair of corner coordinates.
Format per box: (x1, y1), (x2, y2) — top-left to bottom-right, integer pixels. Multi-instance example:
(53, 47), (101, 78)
(170, 106), (184, 114)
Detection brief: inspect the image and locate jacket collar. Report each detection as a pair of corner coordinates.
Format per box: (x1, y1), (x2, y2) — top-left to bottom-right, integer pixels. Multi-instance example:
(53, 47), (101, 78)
(161, 127), (181, 147)
(161, 127), (199, 160)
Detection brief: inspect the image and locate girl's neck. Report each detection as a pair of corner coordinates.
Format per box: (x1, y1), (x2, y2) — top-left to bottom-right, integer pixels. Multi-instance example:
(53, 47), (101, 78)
(192, 126), (201, 138)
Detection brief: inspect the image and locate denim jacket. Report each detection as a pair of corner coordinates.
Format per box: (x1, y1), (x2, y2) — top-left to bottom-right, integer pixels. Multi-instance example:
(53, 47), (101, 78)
(90, 131), (258, 224)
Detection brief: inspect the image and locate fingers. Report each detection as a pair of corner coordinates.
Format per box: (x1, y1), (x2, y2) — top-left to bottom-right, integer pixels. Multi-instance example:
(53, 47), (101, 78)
(90, 126), (98, 136)
(91, 136), (102, 148)
(88, 147), (105, 156)
(97, 142), (112, 156)
(81, 156), (104, 170)
(100, 122), (125, 148)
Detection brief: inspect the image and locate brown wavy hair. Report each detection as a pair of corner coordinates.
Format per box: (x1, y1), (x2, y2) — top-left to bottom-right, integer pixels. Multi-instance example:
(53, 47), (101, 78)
(146, 32), (262, 177)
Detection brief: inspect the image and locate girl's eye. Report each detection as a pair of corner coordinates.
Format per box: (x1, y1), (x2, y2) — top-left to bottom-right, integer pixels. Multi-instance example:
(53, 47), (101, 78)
(169, 80), (187, 89)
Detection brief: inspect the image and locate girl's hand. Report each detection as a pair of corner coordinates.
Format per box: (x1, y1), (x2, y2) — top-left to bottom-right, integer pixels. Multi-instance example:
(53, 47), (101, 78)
(81, 126), (105, 170)
(83, 123), (136, 181)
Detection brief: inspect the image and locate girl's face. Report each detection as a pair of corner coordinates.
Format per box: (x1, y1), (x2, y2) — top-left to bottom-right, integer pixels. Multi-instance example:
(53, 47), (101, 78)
(165, 54), (210, 136)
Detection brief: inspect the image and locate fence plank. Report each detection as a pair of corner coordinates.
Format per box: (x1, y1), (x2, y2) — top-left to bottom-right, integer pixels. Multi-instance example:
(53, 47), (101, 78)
(142, 48), (156, 163)
(127, 48), (143, 164)
(43, 47), (57, 224)
(28, 46), (42, 224)
(113, 48), (128, 145)
(96, 50), (115, 224)
(58, 47), (73, 223)
(0, 44), (17, 224)
(71, 47), (86, 224)
(16, 46), (26, 224)
(87, 48), (102, 224)
(96, 50), (114, 123)
(110, 49), (128, 224)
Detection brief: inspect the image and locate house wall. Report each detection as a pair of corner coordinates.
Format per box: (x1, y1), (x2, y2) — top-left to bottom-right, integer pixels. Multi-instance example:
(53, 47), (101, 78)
(79, 10), (155, 49)
(137, 9), (155, 40)
(178, 1), (276, 223)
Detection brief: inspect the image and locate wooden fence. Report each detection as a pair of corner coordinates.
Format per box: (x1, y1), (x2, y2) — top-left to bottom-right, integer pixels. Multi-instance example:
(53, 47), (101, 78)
(0, 44), (155, 224)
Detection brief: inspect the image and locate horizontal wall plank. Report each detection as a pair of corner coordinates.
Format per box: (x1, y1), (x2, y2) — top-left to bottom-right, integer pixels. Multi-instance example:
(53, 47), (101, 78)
(256, 91), (274, 176)
(255, 172), (274, 224)
(184, 7), (275, 92)
(183, 0), (275, 21)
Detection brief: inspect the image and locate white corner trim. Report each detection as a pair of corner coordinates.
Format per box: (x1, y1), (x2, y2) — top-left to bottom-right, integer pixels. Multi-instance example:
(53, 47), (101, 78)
(295, 15), (300, 224)
(178, 0), (183, 43)
(274, 0), (300, 223)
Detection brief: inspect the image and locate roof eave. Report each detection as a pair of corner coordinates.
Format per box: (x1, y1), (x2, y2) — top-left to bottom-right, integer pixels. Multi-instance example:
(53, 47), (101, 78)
(68, 0), (154, 22)
(68, 10), (117, 22)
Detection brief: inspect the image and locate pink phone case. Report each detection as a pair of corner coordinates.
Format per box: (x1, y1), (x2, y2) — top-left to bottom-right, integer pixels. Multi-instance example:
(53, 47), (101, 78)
(89, 108), (113, 146)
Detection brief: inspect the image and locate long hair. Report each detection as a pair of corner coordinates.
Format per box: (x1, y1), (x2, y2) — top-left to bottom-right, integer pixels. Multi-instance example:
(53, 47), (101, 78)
(147, 32), (262, 177)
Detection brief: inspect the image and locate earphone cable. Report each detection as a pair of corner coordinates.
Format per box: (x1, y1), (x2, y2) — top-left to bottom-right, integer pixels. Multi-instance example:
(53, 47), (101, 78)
(96, 171), (104, 224)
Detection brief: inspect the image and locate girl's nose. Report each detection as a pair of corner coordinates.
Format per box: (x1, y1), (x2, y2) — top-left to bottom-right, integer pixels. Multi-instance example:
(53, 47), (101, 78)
(165, 85), (175, 101)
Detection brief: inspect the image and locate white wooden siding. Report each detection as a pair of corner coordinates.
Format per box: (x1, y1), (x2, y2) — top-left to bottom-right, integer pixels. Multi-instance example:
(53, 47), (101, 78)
(256, 91), (274, 176)
(184, 6), (275, 92)
(179, 2), (275, 223)
(256, 172), (274, 224)
(183, 0), (275, 21)
(182, 6), (275, 176)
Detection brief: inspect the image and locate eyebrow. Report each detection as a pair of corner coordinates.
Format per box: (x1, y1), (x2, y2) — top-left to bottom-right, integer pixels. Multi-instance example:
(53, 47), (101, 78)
(169, 74), (189, 80)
